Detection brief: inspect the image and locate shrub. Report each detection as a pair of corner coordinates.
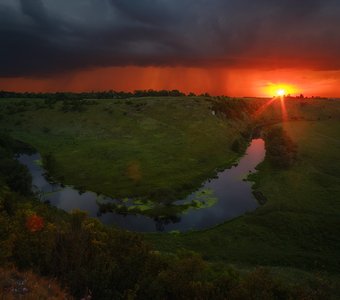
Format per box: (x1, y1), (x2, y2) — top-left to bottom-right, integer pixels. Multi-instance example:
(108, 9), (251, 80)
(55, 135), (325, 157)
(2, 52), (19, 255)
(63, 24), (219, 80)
(0, 267), (72, 299)
(265, 127), (297, 168)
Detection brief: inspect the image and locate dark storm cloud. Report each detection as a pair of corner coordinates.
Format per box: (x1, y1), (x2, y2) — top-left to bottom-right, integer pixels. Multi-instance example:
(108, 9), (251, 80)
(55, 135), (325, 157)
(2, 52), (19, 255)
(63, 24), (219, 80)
(20, 0), (48, 24)
(1, 0), (340, 77)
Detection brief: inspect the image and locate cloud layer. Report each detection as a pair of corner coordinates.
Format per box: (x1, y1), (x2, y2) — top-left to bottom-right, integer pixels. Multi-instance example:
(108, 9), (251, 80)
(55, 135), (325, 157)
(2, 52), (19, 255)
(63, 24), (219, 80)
(1, 0), (340, 77)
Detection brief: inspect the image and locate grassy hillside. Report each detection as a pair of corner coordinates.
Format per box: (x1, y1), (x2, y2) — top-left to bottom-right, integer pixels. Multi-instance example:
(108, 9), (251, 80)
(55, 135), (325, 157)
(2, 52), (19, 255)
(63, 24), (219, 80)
(147, 119), (340, 279)
(0, 97), (246, 201)
(1, 96), (340, 298)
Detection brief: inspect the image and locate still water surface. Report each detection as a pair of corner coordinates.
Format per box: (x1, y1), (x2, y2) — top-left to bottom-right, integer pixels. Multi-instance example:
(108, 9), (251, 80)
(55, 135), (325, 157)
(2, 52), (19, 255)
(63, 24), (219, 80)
(18, 139), (265, 232)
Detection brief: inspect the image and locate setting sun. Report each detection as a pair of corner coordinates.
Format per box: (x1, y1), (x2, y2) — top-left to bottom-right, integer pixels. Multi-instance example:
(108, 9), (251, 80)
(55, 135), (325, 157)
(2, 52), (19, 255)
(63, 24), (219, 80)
(276, 89), (286, 96)
(263, 83), (298, 97)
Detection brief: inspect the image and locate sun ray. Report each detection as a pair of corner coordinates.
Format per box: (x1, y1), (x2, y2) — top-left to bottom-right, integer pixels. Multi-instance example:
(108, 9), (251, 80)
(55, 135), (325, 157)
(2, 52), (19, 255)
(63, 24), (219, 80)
(253, 97), (277, 118)
(280, 97), (288, 121)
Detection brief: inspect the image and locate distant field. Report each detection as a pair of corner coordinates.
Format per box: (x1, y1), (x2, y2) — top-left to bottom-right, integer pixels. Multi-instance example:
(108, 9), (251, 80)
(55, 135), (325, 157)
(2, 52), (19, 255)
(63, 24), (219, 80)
(0, 97), (245, 201)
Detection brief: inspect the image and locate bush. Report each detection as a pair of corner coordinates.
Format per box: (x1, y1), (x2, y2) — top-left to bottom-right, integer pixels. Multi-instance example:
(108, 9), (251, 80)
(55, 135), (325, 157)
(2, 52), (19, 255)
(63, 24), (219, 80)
(265, 127), (297, 168)
(0, 195), (333, 300)
(0, 159), (32, 196)
(231, 139), (241, 153)
(0, 267), (72, 299)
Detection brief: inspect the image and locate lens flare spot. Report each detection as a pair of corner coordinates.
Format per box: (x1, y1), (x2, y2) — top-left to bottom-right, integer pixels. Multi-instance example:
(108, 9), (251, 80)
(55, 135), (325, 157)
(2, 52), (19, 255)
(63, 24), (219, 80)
(276, 89), (285, 96)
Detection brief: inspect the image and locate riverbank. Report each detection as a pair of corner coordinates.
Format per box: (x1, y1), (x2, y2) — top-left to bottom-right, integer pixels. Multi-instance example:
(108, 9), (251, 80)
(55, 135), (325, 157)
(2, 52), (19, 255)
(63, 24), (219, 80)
(1, 97), (340, 297)
(17, 138), (265, 232)
(1, 129), (337, 298)
(0, 97), (249, 202)
(146, 120), (340, 279)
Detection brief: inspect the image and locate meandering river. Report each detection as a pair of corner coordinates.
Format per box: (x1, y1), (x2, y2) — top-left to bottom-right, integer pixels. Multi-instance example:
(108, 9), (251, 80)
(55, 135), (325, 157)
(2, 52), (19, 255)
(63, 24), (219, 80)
(18, 138), (265, 232)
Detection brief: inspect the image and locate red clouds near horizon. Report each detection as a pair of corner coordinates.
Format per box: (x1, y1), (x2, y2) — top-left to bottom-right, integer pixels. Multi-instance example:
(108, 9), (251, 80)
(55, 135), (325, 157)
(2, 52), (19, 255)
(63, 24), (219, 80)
(2, 67), (340, 97)
(2, 0), (340, 97)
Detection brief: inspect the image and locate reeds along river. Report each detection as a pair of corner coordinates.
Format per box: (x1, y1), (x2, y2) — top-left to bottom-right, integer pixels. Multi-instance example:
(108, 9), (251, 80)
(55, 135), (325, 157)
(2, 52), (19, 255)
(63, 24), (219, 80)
(18, 139), (266, 232)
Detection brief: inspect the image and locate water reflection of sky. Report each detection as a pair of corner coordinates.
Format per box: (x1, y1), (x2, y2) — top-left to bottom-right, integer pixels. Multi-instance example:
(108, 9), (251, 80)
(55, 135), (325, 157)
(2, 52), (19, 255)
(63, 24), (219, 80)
(18, 139), (265, 233)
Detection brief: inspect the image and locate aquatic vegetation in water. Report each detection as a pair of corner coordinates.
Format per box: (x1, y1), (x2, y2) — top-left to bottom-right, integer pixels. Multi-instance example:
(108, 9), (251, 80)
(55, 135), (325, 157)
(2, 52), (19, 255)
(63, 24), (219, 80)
(17, 138), (265, 232)
(34, 159), (43, 166)
(96, 188), (218, 220)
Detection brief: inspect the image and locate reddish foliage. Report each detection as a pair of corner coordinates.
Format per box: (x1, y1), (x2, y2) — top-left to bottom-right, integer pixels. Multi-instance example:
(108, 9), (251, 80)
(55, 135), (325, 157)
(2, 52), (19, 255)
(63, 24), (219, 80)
(26, 214), (44, 232)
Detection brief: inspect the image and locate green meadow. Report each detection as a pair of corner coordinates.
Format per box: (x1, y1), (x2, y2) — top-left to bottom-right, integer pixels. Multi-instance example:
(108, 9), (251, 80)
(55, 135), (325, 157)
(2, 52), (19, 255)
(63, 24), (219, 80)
(148, 120), (340, 272)
(1, 95), (340, 297)
(0, 97), (245, 201)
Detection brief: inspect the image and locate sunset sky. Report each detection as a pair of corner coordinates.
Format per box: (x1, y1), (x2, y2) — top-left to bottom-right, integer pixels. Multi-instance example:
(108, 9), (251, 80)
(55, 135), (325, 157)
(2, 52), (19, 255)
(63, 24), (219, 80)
(1, 0), (340, 97)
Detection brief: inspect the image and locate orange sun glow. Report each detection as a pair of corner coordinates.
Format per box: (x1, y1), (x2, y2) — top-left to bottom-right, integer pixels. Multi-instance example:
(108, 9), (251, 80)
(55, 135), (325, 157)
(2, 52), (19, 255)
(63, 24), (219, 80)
(264, 83), (298, 97)
(276, 89), (285, 96)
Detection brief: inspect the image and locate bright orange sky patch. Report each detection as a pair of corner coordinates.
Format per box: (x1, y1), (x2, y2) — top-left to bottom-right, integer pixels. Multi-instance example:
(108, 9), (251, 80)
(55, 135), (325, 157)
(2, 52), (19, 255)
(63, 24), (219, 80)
(1, 67), (340, 97)
(263, 83), (298, 97)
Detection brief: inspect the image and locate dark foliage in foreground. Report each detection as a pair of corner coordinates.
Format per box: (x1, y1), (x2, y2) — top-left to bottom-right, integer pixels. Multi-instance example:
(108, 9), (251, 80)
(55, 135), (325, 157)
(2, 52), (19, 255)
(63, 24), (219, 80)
(0, 267), (72, 299)
(0, 201), (331, 299)
(0, 132), (332, 299)
(0, 133), (34, 196)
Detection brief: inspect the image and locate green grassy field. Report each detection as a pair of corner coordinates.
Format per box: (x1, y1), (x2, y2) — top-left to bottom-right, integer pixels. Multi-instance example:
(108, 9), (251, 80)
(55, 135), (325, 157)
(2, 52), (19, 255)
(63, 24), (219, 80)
(1, 96), (340, 291)
(0, 97), (245, 201)
(147, 119), (340, 279)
